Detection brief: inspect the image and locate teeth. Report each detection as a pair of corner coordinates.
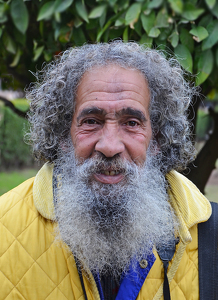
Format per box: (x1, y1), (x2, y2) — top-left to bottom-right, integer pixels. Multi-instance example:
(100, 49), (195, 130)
(101, 170), (120, 176)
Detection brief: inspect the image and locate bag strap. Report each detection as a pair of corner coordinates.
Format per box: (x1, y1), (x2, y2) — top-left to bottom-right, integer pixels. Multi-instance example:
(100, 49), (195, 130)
(198, 201), (218, 300)
(157, 237), (179, 300)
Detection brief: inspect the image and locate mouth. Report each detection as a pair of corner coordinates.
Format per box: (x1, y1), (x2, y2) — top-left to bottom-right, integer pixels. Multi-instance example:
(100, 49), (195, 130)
(93, 169), (124, 184)
(100, 170), (120, 176)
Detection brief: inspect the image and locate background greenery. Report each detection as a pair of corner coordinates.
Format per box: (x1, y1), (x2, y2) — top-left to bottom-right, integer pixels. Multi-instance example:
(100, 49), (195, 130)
(0, 0), (218, 195)
(0, 168), (37, 195)
(0, 100), (34, 169)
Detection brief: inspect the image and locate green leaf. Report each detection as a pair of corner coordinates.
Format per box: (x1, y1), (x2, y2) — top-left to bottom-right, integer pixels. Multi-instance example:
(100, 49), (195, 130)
(174, 44), (193, 72)
(202, 20), (218, 51)
(211, 2), (218, 18)
(123, 26), (128, 41)
(14, 27), (26, 46)
(96, 9), (124, 42)
(195, 49), (213, 85)
(169, 31), (179, 48)
(74, 16), (83, 28)
(0, 3), (7, 23)
(199, 14), (213, 28)
(44, 51), (53, 62)
(125, 3), (141, 25)
(0, 3), (5, 16)
(180, 28), (194, 53)
(89, 5), (107, 19)
(33, 46), (44, 61)
(72, 27), (86, 45)
(182, 4), (204, 21)
(148, 0), (163, 9)
(141, 11), (155, 34)
(134, 18), (142, 36)
(189, 26), (208, 42)
(167, 0), (183, 14)
(2, 32), (16, 54)
(37, 1), (55, 21)
(10, 48), (21, 67)
(54, 0), (73, 13)
(0, 27), (2, 38)
(0, 14), (7, 23)
(54, 12), (61, 23)
(205, 0), (216, 9)
(139, 33), (153, 48)
(158, 26), (172, 41)
(109, 0), (117, 5)
(115, 18), (125, 26)
(99, 9), (106, 28)
(148, 27), (160, 38)
(75, 0), (88, 23)
(155, 9), (169, 28)
(10, 0), (29, 34)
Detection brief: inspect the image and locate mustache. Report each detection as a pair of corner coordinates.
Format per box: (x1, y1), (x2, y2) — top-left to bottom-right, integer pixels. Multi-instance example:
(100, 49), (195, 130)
(76, 152), (138, 176)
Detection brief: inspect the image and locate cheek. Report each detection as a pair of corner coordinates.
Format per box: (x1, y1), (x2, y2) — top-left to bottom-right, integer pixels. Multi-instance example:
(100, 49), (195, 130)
(124, 131), (152, 164)
(71, 128), (98, 159)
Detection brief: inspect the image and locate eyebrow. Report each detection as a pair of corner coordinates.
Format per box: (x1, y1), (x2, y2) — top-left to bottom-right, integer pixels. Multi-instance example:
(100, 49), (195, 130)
(116, 107), (147, 122)
(77, 107), (106, 122)
(77, 106), (147, 123)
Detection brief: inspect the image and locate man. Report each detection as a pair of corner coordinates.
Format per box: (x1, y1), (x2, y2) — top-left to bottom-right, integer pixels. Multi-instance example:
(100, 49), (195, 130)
(0, 41), (211, 300)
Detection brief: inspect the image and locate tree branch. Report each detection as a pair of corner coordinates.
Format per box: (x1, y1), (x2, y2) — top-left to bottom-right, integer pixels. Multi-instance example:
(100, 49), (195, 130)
(0, 96), (28, 119)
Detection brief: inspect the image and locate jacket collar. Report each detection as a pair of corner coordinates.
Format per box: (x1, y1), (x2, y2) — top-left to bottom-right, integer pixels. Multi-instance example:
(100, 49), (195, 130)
(33, 162), (55, 221)
(166, 170), (211, 244)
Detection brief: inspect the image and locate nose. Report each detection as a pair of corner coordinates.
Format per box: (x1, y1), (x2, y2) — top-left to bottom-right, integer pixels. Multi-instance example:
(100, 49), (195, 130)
(95, 125), (125, 158)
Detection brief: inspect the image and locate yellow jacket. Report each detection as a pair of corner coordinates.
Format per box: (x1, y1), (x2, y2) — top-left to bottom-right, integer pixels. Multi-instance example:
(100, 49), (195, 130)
(0, 163), (211, 300)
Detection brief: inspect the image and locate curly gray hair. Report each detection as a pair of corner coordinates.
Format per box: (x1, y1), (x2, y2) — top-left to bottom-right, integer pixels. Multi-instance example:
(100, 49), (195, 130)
(26, 41), (196, 173)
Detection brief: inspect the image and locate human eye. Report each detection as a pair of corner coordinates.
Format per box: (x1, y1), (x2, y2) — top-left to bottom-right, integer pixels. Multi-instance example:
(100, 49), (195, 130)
(125, 120), (140, 127)
(83, 118), (99, 125)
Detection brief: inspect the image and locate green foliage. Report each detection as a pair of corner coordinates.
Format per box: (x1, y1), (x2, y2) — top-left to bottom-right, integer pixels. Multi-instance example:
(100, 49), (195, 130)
(10, 0), (29, 34)
(0, 103), (33, 169)
(196, 109), (213, 141)
(0, 0), (218, 95)
(0, 169), (37, 196)
(174, 44), (193, 72)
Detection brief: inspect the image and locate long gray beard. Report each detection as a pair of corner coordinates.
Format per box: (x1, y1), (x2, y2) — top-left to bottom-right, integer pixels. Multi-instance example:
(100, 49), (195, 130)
(54, 148), (177, 276)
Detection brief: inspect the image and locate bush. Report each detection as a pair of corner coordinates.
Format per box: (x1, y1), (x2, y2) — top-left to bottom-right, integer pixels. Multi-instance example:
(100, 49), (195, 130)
(196, 108), (213, 142)
(0, 103), (34, 170)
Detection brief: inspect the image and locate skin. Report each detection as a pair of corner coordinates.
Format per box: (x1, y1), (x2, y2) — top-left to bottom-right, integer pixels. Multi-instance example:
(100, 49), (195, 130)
(70, 64), (152, 184)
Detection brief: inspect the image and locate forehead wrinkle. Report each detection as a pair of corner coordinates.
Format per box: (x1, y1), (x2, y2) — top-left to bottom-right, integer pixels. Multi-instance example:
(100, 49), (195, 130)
(78, 90), (148, 103)
(88, 79), (148, 93)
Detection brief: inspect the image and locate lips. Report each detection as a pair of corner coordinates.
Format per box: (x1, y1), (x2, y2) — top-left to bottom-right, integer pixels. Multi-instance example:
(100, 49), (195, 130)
(93, 169), (124, 184)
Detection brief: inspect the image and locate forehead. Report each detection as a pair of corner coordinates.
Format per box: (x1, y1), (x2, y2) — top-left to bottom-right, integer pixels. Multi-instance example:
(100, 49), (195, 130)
(75, 64), (150, 113)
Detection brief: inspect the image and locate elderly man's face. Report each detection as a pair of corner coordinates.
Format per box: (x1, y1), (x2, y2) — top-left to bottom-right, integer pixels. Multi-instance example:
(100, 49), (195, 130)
(70, 65), (152, 184)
